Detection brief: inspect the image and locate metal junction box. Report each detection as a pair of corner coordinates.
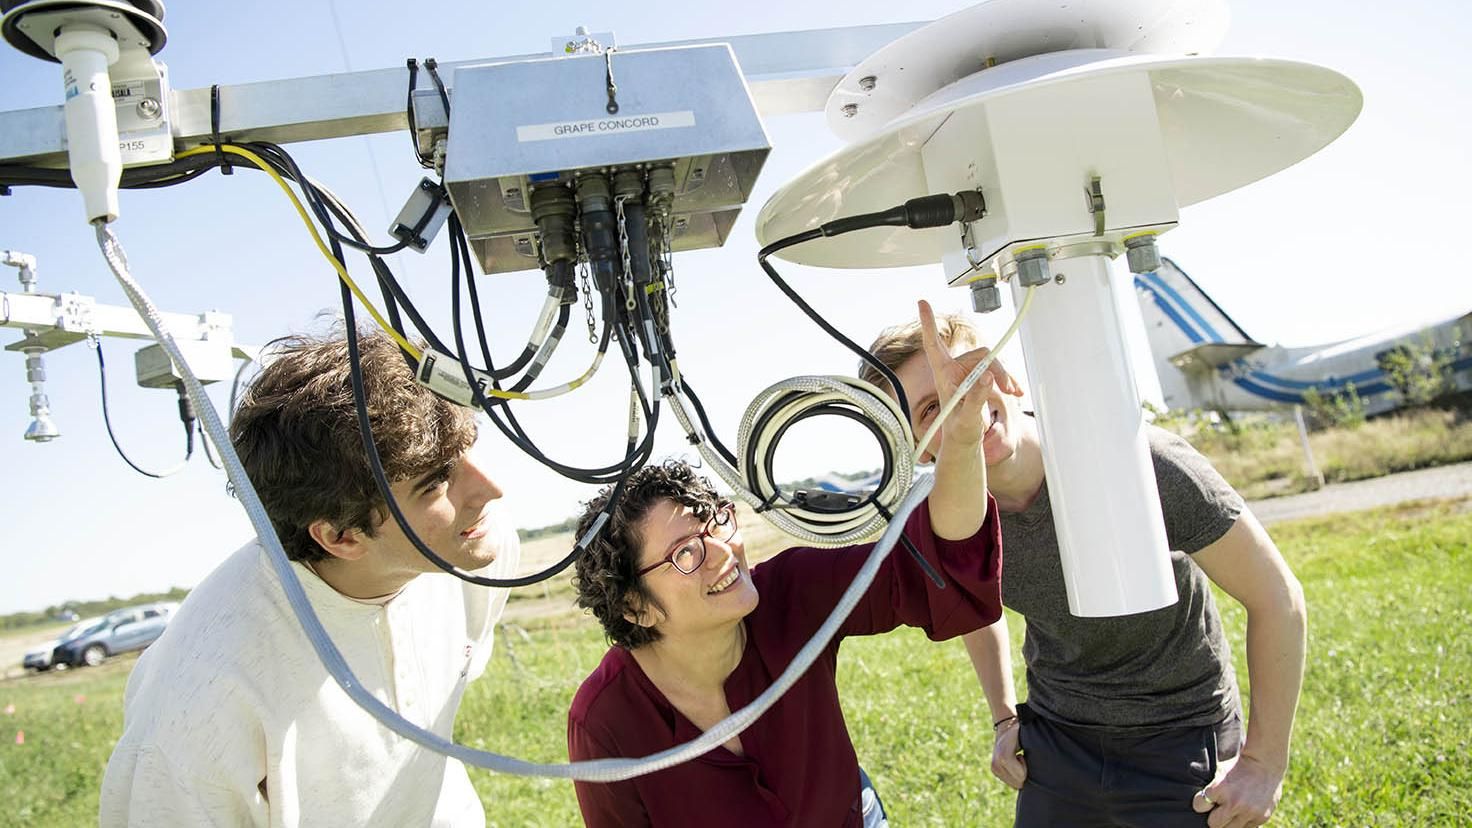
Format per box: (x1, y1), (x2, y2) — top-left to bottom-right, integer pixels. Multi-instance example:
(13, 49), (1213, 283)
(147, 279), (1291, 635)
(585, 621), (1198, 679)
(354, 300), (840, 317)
(444, 44), (771, 274)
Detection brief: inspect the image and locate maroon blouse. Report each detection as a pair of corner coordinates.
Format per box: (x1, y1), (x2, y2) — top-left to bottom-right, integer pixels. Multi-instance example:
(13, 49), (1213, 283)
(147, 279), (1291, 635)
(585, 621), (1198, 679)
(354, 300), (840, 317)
(567, 497), (1003, 827)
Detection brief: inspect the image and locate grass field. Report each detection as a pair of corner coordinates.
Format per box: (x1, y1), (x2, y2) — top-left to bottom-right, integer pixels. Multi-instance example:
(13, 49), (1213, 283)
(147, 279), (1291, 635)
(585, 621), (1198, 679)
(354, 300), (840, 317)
(2, 499), (1469, 826)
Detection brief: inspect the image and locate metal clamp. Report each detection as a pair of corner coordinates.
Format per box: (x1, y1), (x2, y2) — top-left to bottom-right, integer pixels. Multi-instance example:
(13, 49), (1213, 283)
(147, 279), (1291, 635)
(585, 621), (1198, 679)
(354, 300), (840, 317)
(1085, 176), (1105, 237)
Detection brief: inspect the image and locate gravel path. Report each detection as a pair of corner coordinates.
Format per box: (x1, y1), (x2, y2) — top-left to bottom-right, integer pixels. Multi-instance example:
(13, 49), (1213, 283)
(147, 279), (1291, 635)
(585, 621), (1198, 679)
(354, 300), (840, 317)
(1247, 461), (1472, 525)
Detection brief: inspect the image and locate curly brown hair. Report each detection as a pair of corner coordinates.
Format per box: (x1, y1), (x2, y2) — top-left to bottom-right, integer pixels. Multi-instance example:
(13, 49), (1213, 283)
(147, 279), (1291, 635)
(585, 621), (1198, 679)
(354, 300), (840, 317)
(572, 460), (724, 649)
(229, 329), (477, 562)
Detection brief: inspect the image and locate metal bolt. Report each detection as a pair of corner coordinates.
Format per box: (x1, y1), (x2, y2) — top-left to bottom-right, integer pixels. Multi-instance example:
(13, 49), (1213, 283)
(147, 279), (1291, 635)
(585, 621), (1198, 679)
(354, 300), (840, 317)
(970, 278), (1002, 313)
(136, 98), (161, 120)
(858, 75), (877, 92)
(1124, 234), (1162, 274)
(1015, 248), (1051, 287)
(1054, 274), (1067, 285)
(841, 103), (859, 118)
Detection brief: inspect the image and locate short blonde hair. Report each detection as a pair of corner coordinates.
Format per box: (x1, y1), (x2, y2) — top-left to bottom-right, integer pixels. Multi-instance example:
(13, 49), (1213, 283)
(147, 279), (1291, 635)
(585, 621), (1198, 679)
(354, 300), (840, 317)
(860, 313), (980, 392)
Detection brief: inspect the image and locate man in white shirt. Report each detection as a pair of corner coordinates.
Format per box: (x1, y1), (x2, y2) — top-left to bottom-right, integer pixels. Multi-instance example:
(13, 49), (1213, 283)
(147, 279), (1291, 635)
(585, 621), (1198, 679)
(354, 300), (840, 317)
(101, 330), (522, 826)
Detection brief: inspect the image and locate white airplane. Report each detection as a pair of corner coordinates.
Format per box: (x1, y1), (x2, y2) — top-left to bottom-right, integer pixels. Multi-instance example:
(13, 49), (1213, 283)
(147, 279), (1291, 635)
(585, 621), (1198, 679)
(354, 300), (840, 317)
(1135, 259), (1472, 416)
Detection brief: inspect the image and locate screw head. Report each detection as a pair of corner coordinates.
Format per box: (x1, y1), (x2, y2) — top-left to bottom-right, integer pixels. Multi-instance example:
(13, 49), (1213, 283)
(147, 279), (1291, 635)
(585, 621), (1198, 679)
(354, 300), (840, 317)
(841, 103), (859, 118)
(1054, 274), (1067, 285)
(136, 98), (161, 119)
(858, 75), (877, 92)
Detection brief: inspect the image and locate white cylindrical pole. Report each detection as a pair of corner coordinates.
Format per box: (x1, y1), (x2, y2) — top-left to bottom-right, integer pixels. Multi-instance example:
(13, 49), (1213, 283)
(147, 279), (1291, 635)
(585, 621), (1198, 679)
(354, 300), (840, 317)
(55, 25), (122, 224)
(1012, 250), (1176, 617)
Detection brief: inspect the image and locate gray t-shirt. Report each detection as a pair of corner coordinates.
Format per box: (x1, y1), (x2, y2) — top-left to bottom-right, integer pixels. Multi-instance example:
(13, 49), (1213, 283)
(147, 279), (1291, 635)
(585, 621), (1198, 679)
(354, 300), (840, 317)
(1001, 426), (1243, 731)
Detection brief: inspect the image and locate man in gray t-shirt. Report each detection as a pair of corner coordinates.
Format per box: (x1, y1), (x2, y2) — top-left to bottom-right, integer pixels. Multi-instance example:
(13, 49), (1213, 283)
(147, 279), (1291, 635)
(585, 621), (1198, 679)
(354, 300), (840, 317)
(865, 304), (1306, 828)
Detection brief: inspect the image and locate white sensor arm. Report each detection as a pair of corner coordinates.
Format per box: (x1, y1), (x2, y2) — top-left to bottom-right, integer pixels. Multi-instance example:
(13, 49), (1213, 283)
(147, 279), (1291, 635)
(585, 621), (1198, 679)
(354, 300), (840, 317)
(55, 24), (122, 223)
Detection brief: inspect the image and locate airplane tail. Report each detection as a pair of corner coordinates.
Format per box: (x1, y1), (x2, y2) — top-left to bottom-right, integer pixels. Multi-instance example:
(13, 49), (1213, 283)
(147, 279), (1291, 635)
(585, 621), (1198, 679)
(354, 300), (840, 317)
(1133, 258), (1265, 410)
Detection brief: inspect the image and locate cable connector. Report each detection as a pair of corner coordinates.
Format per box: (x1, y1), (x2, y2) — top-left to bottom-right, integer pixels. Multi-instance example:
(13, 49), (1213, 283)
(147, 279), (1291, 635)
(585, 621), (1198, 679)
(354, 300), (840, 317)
(792, 489), (863, 514)
(175, 381), (197, 428)
(818, 189), (985, 236)
(902, 190), (986, 228)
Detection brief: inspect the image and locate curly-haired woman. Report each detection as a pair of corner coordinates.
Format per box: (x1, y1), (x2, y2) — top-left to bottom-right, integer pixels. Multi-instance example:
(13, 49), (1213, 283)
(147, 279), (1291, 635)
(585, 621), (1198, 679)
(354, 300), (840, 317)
(566, 302), (1019, 827)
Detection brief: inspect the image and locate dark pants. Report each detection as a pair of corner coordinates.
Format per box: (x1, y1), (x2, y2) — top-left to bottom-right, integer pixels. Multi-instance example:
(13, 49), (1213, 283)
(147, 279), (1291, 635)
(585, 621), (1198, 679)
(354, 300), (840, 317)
(1015, 703), (1242, 828)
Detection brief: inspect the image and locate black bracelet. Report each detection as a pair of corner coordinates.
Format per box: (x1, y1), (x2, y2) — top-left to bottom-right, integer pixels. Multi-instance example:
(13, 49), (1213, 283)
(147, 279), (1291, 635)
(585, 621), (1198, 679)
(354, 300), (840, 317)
(993, 714), (1019, 730)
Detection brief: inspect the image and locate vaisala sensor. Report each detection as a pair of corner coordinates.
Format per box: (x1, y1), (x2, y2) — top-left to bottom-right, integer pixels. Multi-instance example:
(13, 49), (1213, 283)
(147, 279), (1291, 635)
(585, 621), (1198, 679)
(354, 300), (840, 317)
(1, 0), (171, 224)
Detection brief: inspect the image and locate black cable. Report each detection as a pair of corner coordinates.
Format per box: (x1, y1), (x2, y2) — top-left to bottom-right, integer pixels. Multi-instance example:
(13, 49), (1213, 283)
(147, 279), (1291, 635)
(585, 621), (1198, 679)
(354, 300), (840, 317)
(1, 152), (220, 191)
(872, 502), (946, 590)
(447, 214), (657, 483)
(507, 306), (569, 393)
(404, 58), (433, 170)
(93, 341), (192, 478)
(676, 378), (739, 467)
(340, 274), (611, 588)
(752, 402), (895, 521)
(758, 232), (912, 426)
(423, 58), (452, 124)
(300, 172), (449, 359)
(244, 141), (412, 256)
(244, 147), (654, 486)
(228, 145), (651, 486)
(755, 192), (986, 428)
(465, 267), (553, 381)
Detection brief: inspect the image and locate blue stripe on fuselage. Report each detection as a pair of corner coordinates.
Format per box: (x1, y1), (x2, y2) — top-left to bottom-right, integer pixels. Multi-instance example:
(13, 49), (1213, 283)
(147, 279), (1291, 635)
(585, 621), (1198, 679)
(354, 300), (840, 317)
(1143, 271), (1224, 343)
(1135, 276), (1205, 344)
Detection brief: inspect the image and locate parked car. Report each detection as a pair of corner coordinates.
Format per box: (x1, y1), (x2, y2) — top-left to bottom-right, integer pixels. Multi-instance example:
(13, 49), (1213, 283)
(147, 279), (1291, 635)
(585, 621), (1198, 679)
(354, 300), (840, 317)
(22, 615), (103, 671)
(51, 602), (179, 668)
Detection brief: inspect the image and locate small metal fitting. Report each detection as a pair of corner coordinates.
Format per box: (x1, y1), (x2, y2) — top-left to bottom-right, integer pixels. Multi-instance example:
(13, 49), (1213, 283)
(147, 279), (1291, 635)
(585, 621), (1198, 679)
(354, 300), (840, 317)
(1015, 248), (1051, 287)
(576, 173), (611, 212)
(648, 165), (676, 198)
(970, 278), (1002, 313)
(530, 186), (578, 265)
(858, 75), (877, 92)
(136, 98), (162, 120)
(841, 103), (859, 118)
(1124, 234), (1162, 274)
(612, 169), (645, 200)
(22, 350), (59, 442)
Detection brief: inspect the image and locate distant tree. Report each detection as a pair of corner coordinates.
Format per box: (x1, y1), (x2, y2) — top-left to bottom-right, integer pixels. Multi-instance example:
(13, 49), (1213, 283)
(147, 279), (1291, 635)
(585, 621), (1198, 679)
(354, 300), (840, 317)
(1303, 382), (1366, 430)
(1, 587), (193, 631)
(1377, 335), (1454, 408)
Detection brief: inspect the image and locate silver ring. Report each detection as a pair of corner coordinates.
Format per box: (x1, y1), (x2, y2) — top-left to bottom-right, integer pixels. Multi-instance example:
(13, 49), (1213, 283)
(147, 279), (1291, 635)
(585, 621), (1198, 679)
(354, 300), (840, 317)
(1200, 790), (1215, 806)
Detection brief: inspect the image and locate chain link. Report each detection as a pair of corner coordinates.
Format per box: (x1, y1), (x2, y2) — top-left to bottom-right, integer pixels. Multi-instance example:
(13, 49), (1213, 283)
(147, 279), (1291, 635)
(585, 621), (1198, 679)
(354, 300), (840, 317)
(578, 260), (596, 344)
(615, 195), (636, 312)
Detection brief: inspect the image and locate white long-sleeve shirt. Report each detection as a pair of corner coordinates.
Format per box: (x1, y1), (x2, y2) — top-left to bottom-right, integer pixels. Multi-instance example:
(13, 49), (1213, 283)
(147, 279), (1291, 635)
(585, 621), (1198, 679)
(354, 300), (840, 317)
(100, 525), (521, 827)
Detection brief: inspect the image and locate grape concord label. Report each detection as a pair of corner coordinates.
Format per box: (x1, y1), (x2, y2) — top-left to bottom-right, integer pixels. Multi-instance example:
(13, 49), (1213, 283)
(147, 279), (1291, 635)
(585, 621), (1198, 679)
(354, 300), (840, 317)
(516, 111), (696, 142)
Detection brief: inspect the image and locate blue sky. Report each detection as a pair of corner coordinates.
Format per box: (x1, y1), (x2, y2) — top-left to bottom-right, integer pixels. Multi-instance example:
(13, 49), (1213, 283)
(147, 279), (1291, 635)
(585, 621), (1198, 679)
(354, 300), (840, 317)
(0, 0), (1467, 613)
